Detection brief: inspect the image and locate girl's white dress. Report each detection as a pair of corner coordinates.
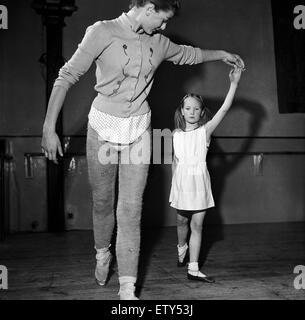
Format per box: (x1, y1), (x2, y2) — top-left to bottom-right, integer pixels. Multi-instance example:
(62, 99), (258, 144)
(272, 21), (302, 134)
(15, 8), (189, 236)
(169, 125), (215, 211)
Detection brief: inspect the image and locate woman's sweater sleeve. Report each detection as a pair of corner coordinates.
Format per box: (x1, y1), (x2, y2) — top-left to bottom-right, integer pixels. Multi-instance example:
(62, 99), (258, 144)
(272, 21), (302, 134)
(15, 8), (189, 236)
(54, 21), (110, 90)
(160, 35), (205, 65)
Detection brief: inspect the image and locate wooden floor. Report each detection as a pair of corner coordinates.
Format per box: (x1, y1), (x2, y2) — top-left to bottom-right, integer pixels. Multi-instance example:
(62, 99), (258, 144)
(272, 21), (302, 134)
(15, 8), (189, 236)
(0, 222), (304, 300)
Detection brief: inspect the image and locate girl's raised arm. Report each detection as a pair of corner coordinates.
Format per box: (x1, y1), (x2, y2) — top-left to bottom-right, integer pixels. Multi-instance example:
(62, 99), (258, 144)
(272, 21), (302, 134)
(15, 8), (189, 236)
(205, 67), (242, 139)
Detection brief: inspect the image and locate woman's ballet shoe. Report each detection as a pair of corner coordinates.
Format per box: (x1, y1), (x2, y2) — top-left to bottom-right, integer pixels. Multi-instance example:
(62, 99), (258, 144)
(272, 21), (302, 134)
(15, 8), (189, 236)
(118, 283), (139, 300)
(187, 271), (215, 283)
(95, 251), (113, 286)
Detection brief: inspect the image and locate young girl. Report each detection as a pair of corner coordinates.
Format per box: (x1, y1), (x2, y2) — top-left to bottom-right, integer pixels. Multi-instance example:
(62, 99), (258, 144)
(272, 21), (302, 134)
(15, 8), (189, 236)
(169, 66), (242, 282)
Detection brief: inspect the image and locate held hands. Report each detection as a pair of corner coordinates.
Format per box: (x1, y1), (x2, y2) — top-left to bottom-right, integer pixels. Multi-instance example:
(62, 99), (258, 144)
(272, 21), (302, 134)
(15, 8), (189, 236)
(41, 129), (63, 164)
(223, 52), (245, 71)
(229, 66), (242, 84)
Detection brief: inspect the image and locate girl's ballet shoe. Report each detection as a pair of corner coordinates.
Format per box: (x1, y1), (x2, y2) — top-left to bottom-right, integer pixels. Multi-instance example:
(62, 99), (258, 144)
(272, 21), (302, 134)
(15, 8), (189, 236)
(177, 260), (187, 267)
(187, 271), (215, 283)
(177, 245), (188, 267)
(177, 253), (188, 267)
(95, 252), (113, 286)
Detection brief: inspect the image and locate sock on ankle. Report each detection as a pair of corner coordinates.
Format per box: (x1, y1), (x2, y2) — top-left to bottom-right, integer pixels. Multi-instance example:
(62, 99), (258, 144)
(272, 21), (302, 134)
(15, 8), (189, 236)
(118, 279), (137, 299)
(188, 262), (208, 278)
(118, 282), (139, 300)
(188, 262), (199, 272)
(95, 245), (111, 262)
(177, 243), (188, 255)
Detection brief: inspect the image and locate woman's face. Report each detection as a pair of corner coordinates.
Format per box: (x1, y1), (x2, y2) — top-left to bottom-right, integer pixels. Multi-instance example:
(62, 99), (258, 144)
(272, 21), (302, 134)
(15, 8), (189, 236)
(142, 8), (174, 35)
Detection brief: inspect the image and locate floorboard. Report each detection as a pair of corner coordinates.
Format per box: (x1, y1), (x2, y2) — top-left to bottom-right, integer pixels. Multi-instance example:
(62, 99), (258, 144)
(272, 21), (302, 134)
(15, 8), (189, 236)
(0, 222), (304, 300)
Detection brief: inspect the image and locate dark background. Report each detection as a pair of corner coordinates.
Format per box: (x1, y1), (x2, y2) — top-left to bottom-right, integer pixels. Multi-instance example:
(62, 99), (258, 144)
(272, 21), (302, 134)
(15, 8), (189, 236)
(0, 0), (304, 233)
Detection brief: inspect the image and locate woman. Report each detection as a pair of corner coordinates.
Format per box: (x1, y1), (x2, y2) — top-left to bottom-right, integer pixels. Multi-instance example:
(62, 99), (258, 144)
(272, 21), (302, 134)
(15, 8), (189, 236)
(41, 0), (245, 300)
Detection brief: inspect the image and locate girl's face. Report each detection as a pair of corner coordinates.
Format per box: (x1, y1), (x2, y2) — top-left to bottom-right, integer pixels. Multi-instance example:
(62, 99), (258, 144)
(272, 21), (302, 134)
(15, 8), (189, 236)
(181, 97), (204, 125)
(142, 7), (174, 35)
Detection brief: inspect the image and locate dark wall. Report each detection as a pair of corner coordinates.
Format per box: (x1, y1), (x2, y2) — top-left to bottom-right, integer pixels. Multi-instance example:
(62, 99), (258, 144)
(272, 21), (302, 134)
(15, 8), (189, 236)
(1, 0), (304, 231)
(61, 0), (305, 137)
(0, 0), (45, 136)
(1, 0), (304, 136)
(271, 0), (305, 113)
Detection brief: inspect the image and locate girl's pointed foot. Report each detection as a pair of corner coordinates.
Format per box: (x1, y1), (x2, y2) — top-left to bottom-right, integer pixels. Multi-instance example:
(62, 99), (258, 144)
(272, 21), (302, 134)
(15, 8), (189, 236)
(187, 270), (215, 283)
(187, 262), (215, 283)
(177, 243), (188, 267)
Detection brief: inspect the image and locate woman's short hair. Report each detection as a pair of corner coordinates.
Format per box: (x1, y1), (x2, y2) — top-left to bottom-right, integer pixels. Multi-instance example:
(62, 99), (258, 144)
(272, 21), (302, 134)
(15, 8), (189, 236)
(129, 0), (180, 15)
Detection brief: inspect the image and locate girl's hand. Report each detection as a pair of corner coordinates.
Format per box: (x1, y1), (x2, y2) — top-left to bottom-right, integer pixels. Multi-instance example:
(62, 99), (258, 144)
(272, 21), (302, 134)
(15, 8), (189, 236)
(41, 129), (63, 164)
(229, 66), (242, 84)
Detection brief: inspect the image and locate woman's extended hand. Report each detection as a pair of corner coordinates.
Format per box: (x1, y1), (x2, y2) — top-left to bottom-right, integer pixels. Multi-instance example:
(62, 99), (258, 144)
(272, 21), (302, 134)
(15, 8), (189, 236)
(223, 52), (245, 70)
(41, 129), (63, 164)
